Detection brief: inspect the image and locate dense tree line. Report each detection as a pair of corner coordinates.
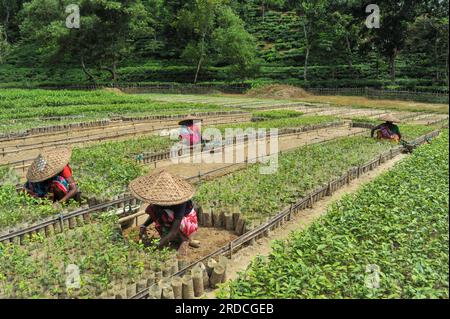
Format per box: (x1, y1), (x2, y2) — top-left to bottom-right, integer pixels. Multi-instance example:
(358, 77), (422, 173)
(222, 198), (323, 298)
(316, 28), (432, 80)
(0, 0), (448, 86)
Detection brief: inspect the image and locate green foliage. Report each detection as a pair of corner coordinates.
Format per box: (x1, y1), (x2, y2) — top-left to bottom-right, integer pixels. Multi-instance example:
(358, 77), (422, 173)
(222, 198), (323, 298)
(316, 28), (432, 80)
(0, 25), (11, 64)
(0, 0), (448, 89)
(212, 5), (260, 78)
(0, 214), (173, 298)
(0, 185), (58, 229)
(252, 109), (303, 120)
(364, 0), (422, 80)
(0, 89), (229, 133)
(20, 0), (153, 82)
(177, 0), (258, 82)
(72, 136), (173, 199)
(220, 131), (449, 298)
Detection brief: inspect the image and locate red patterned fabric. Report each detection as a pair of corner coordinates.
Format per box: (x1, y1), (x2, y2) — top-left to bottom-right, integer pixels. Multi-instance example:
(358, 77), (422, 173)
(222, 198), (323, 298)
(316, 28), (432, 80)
(52, 175), (70, 194)
(147, 205), (198, 239)
(179, 124), (202, 146)
(59, 165), (73, 179)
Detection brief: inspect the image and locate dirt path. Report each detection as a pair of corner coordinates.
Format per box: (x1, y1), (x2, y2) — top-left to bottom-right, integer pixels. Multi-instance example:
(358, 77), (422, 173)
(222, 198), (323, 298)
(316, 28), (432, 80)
(407, 114), (449, 125)
(204, 153), (408, 298)
(294, 106), (414, 121)
(146, 125), (367, 180)
(8, 123), (367, 180)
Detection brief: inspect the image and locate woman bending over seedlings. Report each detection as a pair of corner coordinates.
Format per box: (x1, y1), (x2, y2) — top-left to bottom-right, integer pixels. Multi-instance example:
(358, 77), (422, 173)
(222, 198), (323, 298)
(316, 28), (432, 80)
(371, 114), (402, 142)
(22, 147), (80, 205)
(178, 115), (203, 147)
(129, 171), (199, 258)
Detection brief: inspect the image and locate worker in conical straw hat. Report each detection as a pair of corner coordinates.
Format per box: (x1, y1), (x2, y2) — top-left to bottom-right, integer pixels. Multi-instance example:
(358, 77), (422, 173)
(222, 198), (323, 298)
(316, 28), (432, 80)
(129, 170), (199, 255)
(178, 115), (203, 147)
(371, 114), (402, 142)
(23, 147), (79, 204)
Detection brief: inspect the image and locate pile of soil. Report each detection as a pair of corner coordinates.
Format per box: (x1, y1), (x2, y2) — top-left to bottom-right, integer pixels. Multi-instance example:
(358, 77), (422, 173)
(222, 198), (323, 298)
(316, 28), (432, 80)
(246, 84), (310, 99)
(102, 87), (124, 94)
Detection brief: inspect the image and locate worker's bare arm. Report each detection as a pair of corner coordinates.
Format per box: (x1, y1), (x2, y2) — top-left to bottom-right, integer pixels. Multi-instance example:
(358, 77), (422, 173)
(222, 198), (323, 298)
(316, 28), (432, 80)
(59, 176), (78, 203)
(159, 218), (182, 249)
(371, 124), (382, 137)
(142, 216), (153, 227)
(139, 216), (154, 238)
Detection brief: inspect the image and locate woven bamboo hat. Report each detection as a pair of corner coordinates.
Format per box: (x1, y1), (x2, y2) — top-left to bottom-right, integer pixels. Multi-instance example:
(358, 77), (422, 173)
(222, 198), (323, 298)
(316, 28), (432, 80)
(129, 171), (195, 206)
(27, 147), (72, 182)
(379, 114), (401, 123)
(178, 115), (202, 125)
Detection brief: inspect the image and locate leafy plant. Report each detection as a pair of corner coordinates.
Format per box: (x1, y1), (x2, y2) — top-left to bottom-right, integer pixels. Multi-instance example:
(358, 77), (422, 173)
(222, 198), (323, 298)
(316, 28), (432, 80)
(0, 185), (58, 229)
(0, 89), (229, 134)
(252, 109), (304, 120)
(220, 131), (449, 299)
(0, 214), (174, 298)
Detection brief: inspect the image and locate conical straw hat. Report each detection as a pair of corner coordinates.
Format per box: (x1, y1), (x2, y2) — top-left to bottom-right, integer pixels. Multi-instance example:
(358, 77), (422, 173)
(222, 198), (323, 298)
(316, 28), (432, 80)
(129, 171), (195, 206)
(178, 115), (202, 125)
(379, 114), (401, 123)
(27, 147), (72, 182)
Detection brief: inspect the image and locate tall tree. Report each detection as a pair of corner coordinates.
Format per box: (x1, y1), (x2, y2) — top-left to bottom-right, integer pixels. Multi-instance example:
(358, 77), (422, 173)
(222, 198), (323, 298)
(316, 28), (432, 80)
(330, 11), (359, 69)
(177, 0), (217, 84)
(177, 0), (257, 83)
(406, 14), (449, 85)
(286, 0), (328, 81)
(366, 0), (420, 80)
(213, 5), (259, 78)
(0, 24), (10, 63)
(19, 0), (153, 82)
(0, 0), (28, 43)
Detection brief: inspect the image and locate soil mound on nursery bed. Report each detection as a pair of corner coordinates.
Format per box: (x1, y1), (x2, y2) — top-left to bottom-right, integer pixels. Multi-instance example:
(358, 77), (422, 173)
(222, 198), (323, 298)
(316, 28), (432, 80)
(246, 84), (310, 99)
(123, 225), (238, 264)
(102, 87), (124, 94)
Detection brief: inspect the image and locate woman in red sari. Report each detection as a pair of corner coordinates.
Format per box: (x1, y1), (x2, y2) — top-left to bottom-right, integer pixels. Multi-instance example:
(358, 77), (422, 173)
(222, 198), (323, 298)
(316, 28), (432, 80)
(129, 171), (198, 256)
(23, 147), (79, 203)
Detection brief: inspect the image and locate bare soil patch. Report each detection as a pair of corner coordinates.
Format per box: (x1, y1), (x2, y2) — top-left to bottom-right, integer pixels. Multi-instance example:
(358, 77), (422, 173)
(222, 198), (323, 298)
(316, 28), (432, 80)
(123, 224), (237, 265)
(102, 87), (124, 94)
(246, 84), (310, 99)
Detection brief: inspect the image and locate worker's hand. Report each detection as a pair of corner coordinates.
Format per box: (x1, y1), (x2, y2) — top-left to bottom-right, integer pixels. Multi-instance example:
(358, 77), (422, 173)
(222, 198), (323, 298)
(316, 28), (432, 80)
(139, 226), (147, 239)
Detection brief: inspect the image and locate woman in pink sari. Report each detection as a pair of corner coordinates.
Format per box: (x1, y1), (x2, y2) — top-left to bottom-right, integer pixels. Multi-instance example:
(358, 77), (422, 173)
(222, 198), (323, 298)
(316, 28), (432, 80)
(178, 116), (202, 146)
